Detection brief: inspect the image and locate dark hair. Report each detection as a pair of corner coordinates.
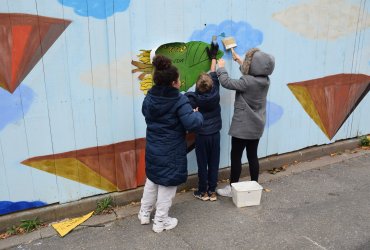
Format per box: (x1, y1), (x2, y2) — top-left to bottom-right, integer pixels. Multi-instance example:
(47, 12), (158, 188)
(152, 55), (179, 86)
(196, 73), (213, 93)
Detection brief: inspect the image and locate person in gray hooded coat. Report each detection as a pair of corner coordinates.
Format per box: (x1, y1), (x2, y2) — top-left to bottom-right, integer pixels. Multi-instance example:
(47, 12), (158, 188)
(216, 48), (275, 197)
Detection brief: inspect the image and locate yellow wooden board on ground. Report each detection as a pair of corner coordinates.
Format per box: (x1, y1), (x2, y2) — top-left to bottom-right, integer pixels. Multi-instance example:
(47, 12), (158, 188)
(52, 211), (94, 237)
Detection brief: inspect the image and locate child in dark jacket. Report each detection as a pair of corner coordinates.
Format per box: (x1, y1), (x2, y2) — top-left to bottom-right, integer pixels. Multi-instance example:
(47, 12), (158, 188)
(185, 56), (222, 201)
(139, 55), (203, 233)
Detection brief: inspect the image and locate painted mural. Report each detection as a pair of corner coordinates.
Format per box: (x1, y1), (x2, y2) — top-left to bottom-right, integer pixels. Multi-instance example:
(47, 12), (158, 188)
(131, 42), (224, 94)
(0, 0), (369, 216)
(22, 138), (147, 192)
(0, 201), (46, 216)
(272, 0), (370, 40)
(288, 74), (370, 139)
(0, 14), (71, 93)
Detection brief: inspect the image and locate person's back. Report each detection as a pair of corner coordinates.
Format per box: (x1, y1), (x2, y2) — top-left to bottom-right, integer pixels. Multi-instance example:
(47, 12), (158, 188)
(143, 84), (202, 185)
(216, 48), (275, 197)
(185, 57), (222, 201)
(218, 49), (274, 139)
(185, 72), (222, 135)
(139, 55), (203, 233)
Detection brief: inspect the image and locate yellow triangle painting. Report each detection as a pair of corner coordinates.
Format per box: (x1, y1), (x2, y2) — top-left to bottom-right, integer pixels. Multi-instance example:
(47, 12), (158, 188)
(22, 158), (117, 192)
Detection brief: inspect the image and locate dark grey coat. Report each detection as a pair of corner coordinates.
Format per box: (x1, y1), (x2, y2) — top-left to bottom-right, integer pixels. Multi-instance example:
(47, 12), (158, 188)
(217, 51), (275, 139)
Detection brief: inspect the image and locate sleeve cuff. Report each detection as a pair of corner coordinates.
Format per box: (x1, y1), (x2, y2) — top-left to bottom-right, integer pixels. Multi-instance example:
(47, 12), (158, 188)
(216, 67), (227, 76)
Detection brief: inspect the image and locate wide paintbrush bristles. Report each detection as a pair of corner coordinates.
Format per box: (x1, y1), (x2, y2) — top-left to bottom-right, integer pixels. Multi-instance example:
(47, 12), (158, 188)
(222, 37), (237, 50)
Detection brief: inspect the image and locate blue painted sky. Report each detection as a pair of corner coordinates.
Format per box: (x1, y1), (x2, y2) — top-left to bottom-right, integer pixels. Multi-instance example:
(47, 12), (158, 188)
(189, 20), (263, 59)
(0, 201), (47, 215)
(266, 101), (283, 127)
(58, 0), (130, 19)
(0, 86), (35, 131)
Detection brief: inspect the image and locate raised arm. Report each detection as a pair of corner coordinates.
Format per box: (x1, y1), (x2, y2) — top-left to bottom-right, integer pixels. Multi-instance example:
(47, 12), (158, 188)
(210, 58), (216, 72)
(231, 48), (243, 65)
(216, 59), (248, 91)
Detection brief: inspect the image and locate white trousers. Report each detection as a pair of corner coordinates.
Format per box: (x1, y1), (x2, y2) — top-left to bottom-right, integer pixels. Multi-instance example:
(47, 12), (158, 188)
(140, 178), (177, 221)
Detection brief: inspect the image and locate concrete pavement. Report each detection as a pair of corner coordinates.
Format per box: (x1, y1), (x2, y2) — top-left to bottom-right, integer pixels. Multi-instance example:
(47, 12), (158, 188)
(2, 148), (369, 250)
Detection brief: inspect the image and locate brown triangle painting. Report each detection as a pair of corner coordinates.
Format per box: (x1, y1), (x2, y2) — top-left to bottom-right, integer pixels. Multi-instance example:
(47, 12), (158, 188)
(0, 13), (71, 93)
(21, 134), (196, 192)
(22, 138), (147, 192)
(288, 74), (370, 140)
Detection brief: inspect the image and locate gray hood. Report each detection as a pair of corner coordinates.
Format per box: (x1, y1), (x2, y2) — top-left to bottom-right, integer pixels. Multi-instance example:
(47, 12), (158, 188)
(249, 51), (275, 76)
(241, 49), (275, 76)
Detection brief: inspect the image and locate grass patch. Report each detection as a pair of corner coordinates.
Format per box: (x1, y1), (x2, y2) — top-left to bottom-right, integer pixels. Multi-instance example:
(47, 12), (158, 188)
(359, 135), (370, 147)
(20, 217), (42, 233)
(5, 226), (17, 236)
(95, 196), (113, 215)
(1, 218), (43, 240)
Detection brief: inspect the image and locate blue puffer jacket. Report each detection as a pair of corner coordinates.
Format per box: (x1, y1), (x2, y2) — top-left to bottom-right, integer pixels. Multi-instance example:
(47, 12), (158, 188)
(185, 72), (222, 135)
(142, 85), (204, 186)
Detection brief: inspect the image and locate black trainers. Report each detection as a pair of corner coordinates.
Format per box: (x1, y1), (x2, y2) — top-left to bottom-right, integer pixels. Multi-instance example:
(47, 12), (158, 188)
(193, 190), (210, 201)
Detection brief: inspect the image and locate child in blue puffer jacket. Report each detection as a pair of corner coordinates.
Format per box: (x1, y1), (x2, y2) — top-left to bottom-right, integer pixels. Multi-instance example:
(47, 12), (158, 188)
(185, 43), (222, 202)
(138, 55), (203, 233)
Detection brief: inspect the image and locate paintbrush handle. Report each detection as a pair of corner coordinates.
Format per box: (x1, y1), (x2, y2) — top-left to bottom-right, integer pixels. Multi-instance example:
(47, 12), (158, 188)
(231, 48), (242, 65)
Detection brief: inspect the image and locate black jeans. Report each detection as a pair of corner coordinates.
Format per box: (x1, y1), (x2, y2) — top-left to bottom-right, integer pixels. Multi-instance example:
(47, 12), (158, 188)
(230, 137), (260, 183)
(195, 132), (220, 192)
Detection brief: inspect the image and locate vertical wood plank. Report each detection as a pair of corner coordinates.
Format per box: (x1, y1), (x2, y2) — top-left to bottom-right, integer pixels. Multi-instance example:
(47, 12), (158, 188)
(109, 2), (138, 188)
(85, 1), (114, 194)
(57, 1), (102, 198)
(0, 138), (10, 200)
(33, 0), (82, 203)
(2, 0), (42, 203)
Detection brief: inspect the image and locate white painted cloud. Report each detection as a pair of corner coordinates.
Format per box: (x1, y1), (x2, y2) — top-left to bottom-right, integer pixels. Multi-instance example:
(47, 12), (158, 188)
(80, 56), (135, 96)
(273, 0), (370, 40)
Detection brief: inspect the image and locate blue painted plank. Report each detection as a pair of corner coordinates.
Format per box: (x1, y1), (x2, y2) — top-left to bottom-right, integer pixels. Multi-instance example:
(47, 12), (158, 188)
(107, 5), (136, 142)
(60, 2), (104, 199)
(0, 139), (10, 200)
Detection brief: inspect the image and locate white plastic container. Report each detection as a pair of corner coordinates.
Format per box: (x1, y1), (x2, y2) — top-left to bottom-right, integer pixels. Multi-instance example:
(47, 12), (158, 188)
(231, 181), (263, 207)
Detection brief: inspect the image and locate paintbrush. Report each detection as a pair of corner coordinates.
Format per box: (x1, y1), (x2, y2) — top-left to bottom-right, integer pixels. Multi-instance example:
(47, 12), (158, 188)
(221, 36), (237, 53)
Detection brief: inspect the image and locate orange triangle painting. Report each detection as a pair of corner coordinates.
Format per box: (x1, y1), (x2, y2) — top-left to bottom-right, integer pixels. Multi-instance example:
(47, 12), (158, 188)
(288, 74), (370, 140)
(0, 14), (71, 93)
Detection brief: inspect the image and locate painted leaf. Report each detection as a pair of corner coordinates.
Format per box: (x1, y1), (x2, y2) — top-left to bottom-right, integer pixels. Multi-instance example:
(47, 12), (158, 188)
(155, 41), (223, 92)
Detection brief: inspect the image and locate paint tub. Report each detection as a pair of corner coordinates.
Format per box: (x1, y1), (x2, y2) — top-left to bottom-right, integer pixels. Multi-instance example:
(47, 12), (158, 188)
(231, 181), (263, 207)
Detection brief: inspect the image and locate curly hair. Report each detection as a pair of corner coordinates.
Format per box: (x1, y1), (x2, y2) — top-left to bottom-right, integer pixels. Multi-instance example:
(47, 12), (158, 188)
(152, 55), (179, 86)
(196, 73), (213, 93)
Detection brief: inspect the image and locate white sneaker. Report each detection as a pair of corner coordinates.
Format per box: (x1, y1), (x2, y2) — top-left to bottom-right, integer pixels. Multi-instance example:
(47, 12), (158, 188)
(216, 185), (232, 197)
(152, 217), (178, 233)
(138, 209), (151, 225)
